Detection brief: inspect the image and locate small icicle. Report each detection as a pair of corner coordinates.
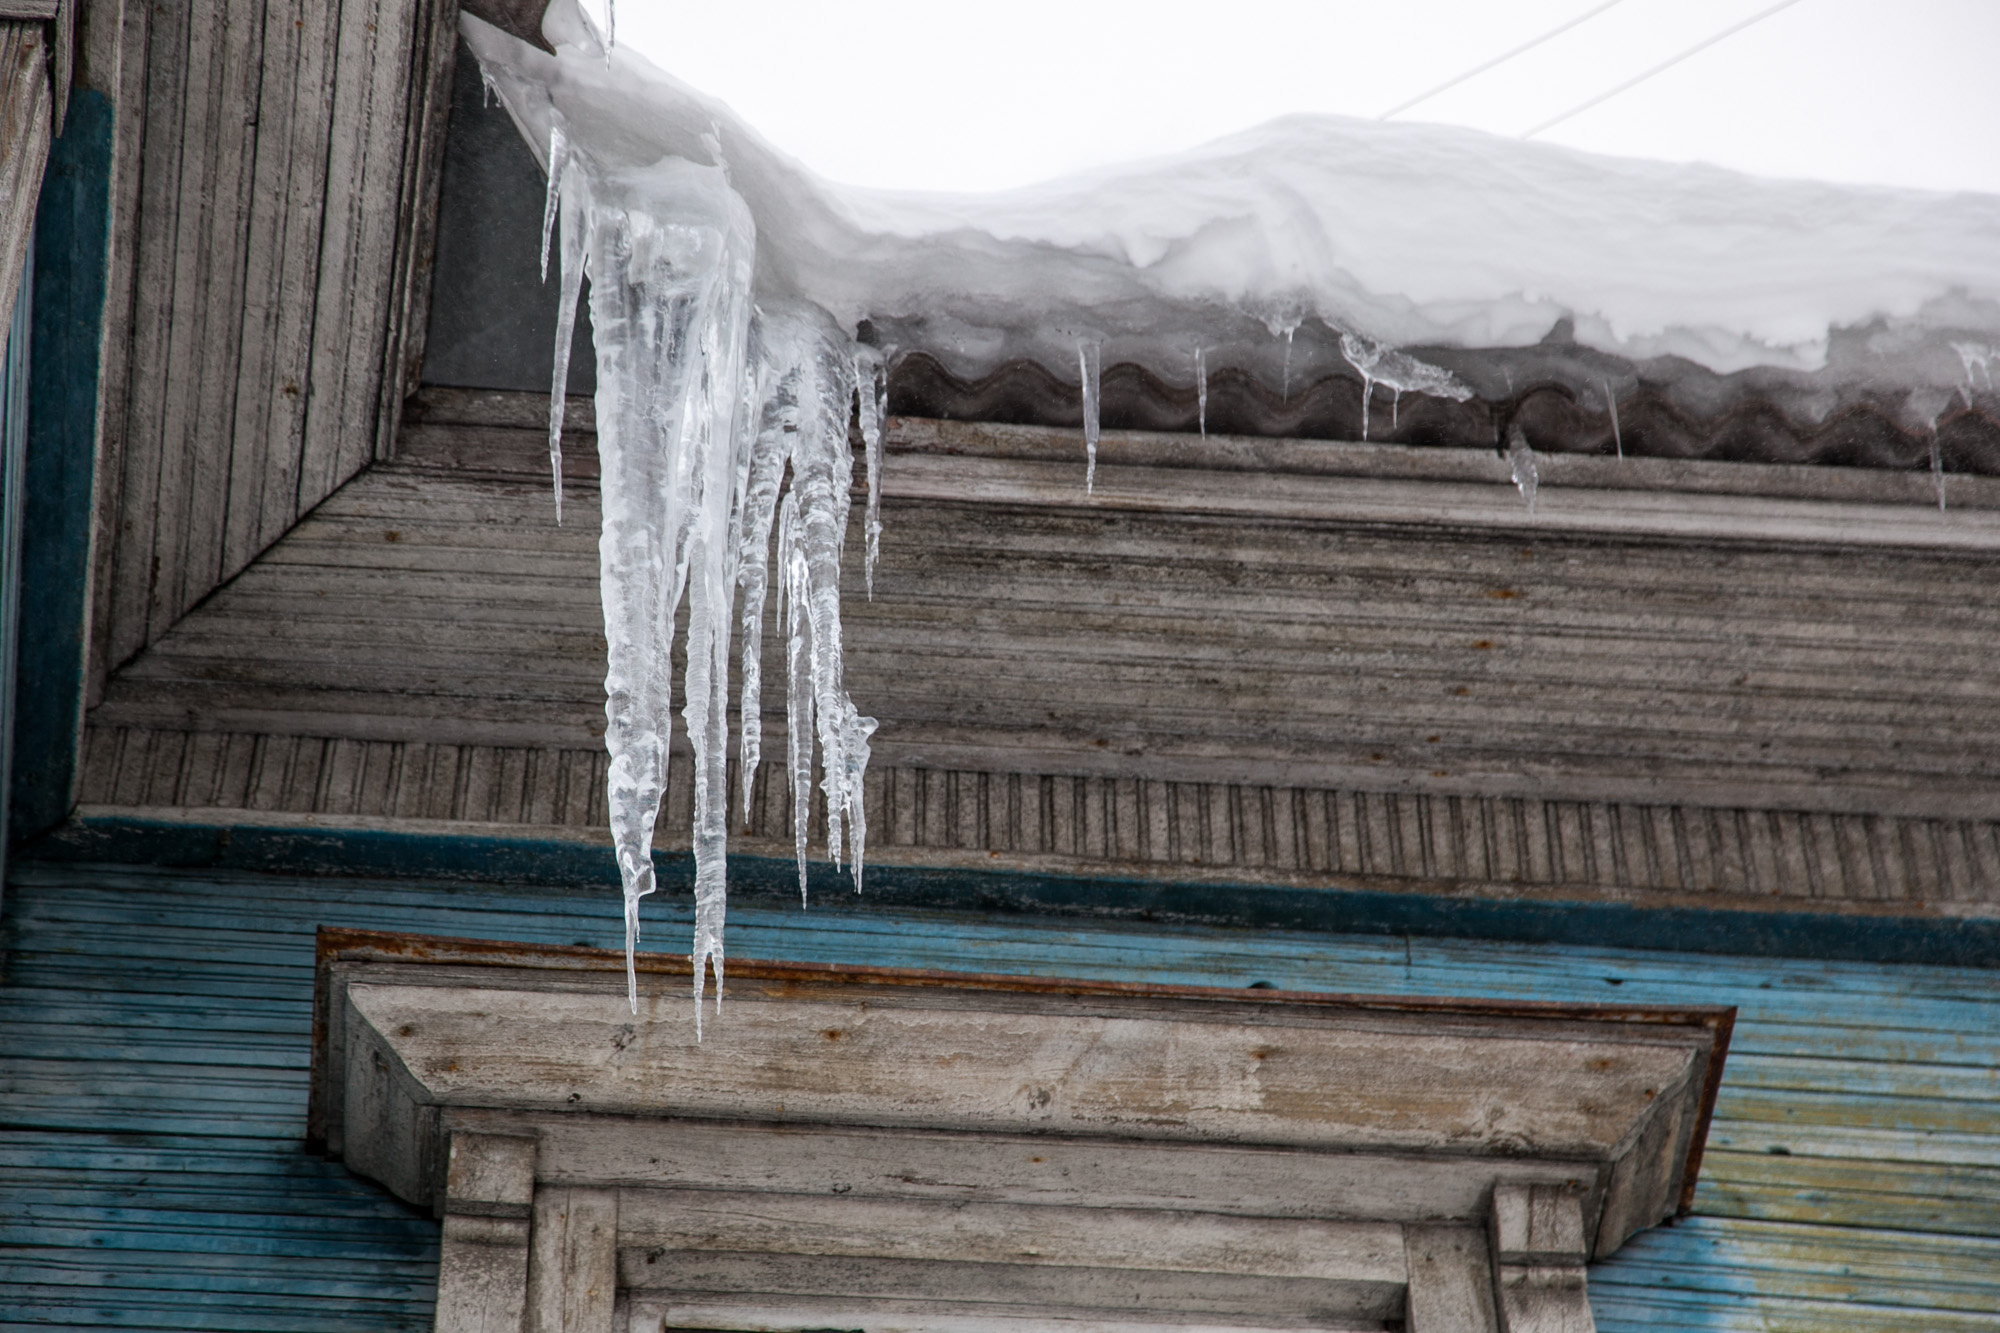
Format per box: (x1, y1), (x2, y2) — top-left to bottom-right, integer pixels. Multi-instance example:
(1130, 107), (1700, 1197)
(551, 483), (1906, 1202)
(1078, 339), (1102, 493)
(1932, 421), (1947, 512)
(855, 346), (886, 598)
(1605, 379), (1623, 459)
(780, 494), (814, 905)
(1282, 325), (1295, 401)
(1195, 347), (1208, 439)
(1389, 387), (1400, 432)
(736, 325), (792, 825)
(1507, 426), (1540, 515)
(479, 67), (499, 109)
(1358, 375), (1373, 440)
(540, 124), (570, 284)
(605, 0), (616, 51)
(1953, 341), (1997, 393)
(543, 140), (583, 523)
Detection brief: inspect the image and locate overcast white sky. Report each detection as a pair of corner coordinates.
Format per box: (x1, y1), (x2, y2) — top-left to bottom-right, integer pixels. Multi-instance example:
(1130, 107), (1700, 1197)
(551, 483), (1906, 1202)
(605, 0), (2000, 197)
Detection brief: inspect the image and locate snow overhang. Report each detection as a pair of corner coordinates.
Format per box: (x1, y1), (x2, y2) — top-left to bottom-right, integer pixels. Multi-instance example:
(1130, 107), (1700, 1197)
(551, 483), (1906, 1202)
(311, 928), (1730, 1332)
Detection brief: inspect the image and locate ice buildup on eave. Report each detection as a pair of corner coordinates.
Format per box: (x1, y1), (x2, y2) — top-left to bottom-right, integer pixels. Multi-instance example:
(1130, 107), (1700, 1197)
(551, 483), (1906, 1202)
(464, 0), (2000, 1006)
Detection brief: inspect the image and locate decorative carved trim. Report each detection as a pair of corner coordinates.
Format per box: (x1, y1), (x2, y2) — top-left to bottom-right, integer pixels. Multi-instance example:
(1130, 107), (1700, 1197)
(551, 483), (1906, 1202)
(76, 725), (2000, 912)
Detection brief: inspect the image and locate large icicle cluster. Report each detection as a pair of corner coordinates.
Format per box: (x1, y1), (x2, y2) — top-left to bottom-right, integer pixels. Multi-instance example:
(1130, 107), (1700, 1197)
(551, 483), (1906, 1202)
(542, 124), (875, 1023)
(466, 0), (2000, 1011)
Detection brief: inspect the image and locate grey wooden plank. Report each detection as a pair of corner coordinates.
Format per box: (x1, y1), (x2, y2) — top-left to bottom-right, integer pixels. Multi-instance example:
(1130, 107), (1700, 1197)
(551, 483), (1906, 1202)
(623, 1257), (1404, 1328)
(296, 0), (421, 508)
(526, 1186), (615, 1333)
(223, 0), (337, 577)
(613, 1189), (1406, 1284)
(345, 980), (1700, 1160)
(1405, 1225), (1500, 1333)
(488, 1115), (1599, 1226)
(434, 1214), (530, 1333)
(0, 21), (50, 339)
(372, 0), (457, 463)
(102, 0), (197, 671)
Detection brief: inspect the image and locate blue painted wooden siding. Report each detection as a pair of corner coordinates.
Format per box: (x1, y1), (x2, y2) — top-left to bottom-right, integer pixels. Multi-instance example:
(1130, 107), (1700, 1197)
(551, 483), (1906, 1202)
(12, 89), (113, 848)
(2, 862), (1996, 1331)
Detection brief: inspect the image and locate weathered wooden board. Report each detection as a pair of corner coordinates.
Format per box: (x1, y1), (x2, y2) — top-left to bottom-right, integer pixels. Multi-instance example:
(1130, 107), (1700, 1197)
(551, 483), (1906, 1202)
(625, 1295), (1395, 1333)
(452, 1110), (1600, 1224)
(87, 0), (453, 688)
(1404, 1225), (1500, 1333)
(76, 391), (2000, 915)
(620, 1249), (1405, 1324)
(614, 1191), (1406, 1286)
(0, 20), (50, 338)
(342, 978), (1701, 1163)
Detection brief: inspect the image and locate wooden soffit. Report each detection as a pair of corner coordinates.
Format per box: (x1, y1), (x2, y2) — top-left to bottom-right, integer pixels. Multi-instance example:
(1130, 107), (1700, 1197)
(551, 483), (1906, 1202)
(311, 929), (1730, 1332)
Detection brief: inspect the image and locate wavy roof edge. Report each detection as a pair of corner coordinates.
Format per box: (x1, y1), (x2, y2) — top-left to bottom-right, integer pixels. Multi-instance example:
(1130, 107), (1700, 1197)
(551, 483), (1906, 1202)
(890, 352), (2000, 475)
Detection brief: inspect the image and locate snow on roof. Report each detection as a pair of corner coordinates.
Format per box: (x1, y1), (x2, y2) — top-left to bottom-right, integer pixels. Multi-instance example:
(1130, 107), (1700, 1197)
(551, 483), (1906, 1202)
(467, 0), (1999, 449)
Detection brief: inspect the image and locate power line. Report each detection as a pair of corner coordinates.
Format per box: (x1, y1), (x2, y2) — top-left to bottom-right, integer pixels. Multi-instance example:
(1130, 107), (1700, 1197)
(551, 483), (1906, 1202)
(1521, 0), (1808, 138)
(1378, 1), (1628, 121)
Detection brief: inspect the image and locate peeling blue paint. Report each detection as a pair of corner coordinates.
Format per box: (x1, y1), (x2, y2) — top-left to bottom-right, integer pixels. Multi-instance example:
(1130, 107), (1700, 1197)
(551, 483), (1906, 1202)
(2, 861), (1996, 1329)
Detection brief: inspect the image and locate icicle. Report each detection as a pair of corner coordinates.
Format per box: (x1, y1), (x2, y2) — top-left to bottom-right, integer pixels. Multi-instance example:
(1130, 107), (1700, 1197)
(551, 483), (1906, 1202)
(1282, 325), (1295, 401)
(780, 493), (814, 903)
(480, 66), (500, 109)
(1078, 339), (1101, 493)
(1390, 387), (1400, 432)
(540, 123), (570, 283)
(1195, 347), (1208, 439)
(1931, 420), (1947, 512)
(1507, 426), (1539, 515)
(1605, 379), (1623, 459)
(578, 161), (756, 1024)
(542, 129), (581, 525)
(1339, 331), (1471, 446)
(1953, 341), (1996, 392)
(855, 345), (886, 598)
(737, 320), (793, 824)
(605, 0), (616, 52)
(758, 304), (876, 901)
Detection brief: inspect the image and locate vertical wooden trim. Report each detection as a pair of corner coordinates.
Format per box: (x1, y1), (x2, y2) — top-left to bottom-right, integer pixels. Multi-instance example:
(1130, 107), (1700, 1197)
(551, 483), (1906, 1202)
(82, 0), (145, 708)
(373, 0), (454, 462)
(526, 1185), (618, 1333)
(435, 1131), (536, 1333)
(1489, 1182), (1595, 1333)
(0, 22), (51, 332)
(13, 77), (112, 838)
(1405, 1224), (1500, 1333)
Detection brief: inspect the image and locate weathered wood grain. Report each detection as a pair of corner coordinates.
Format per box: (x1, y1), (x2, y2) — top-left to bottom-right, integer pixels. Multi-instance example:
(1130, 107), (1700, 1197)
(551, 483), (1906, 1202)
(435, 1213), (531, 1333)
(615, 1190), (1406, 1285)
(89, 0), (453, 688)
(73, 719), (2000, 915)
(459, 1111), (1598, 1225)
(320, 939), (1720, 1328)
(1405, 1224), (1500, 1333)
(1492, 1184), (1595, 1333)
(343, 977), (1700, 1161)
(527, 1185), (616, 1333)
(0, 20), (50, 337)
(445, 1131), (535, 1218)
(77, 395), (2000, 913)
(622, 1250), (1407, 1325)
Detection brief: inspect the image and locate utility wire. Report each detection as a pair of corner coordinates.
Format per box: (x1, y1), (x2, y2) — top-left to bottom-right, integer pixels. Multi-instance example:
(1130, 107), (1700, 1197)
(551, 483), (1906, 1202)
(1378, 0), (1627, 121)
(1522, 0), (1807, 138)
